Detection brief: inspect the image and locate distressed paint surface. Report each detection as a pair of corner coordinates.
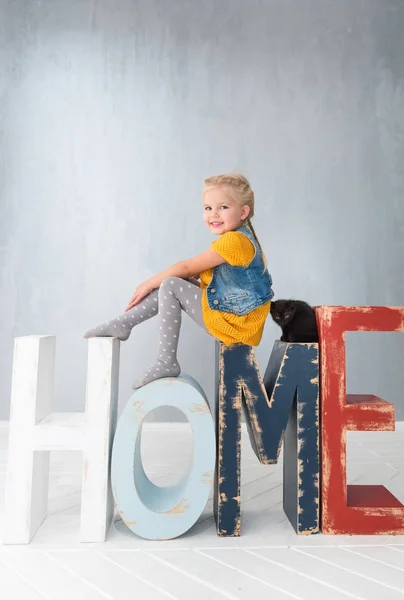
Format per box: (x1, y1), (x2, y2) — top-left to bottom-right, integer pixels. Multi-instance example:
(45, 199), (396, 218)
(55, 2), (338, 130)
(111, 374), (216, 540)
(214, 341), (319, 537)
(316, 305), (404, 535)
(269, 343), (320, 535)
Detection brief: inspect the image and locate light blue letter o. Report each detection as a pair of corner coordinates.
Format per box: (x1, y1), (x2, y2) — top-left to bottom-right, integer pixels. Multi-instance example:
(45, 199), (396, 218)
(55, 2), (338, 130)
(111, 375), (216, 540)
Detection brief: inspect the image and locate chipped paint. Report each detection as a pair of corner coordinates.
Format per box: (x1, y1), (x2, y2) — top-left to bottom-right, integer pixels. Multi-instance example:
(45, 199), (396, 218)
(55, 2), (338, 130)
(190, 403), (210, 414)
(165, 498), (189, 516)
(246, 347), (257, 367)
(132, 401), (146, 415)
(201, 470), (213, 486)
(234, 516), (241, 537)
(215, 343), (242, 536)
(316, 305), (404, 535)
(215, 340), (320, 537)
(299, 524), (320, 535)
(231, 387), (243, 411)
(267, 349), (289, 409)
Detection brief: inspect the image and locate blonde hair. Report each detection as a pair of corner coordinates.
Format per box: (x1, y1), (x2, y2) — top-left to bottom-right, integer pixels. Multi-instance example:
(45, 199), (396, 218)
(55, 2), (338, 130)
(203, 173), (265, 258)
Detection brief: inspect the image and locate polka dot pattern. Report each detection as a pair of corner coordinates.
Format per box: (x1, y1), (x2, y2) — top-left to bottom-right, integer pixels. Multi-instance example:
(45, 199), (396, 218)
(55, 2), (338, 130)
(132, 277), (207, 388)
(84, 278), (208, 389)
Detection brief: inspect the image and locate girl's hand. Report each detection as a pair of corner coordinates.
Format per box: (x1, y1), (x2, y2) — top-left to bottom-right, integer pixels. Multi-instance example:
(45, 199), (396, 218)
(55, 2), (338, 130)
(124, 249), (223, 311)
(125, 281), (154, 311)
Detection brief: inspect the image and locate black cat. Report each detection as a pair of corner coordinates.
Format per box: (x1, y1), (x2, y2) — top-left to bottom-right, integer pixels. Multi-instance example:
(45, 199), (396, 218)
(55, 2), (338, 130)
(270, 299), (319, 343)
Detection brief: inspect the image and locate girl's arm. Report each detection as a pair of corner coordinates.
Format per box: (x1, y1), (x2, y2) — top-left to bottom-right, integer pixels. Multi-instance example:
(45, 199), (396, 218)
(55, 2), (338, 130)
(125, 248), (225, 310)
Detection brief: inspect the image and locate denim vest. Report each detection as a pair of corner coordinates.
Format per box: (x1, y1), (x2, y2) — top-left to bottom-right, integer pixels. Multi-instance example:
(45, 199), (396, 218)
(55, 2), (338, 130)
(206, 227), (274, 316)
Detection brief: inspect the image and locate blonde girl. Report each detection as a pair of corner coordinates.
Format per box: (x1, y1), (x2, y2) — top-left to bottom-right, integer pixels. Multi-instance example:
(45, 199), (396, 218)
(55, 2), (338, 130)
(85, 174), (274, 388)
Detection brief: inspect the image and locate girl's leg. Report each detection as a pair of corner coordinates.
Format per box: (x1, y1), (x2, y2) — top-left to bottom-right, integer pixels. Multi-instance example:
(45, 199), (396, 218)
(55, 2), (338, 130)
(84, 290), (159, 340)
(132, 277), (206, 389)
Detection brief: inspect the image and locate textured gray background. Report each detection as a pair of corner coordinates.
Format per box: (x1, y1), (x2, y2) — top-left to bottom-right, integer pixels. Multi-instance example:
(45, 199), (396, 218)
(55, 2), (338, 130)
(1, 0), (404, 421)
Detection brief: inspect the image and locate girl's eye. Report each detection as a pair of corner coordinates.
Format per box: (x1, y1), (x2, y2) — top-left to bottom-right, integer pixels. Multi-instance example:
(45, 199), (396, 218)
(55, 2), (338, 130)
(204, 206), (211, 211)
(220, 205), (228, 210)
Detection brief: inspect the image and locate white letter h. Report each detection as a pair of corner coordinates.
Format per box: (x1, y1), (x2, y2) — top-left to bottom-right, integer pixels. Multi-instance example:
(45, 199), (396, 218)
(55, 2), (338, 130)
(3, 335), (119, 544)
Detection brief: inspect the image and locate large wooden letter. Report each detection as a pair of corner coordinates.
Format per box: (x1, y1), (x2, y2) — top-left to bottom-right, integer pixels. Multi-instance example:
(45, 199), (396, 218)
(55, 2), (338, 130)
(316, 306), (404, 535)
(215, 341), (319, 537)
(4, 336), (119, 544)
(111, 375), (215, 540)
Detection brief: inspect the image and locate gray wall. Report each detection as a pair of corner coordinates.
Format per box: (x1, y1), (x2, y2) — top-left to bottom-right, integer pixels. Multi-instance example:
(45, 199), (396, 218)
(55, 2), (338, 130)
(1, 0), (404, 421)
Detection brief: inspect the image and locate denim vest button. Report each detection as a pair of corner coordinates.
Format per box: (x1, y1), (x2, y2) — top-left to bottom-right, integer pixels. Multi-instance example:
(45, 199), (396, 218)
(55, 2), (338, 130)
(211, 288), (216, 293)
(213, 299), (219, 305)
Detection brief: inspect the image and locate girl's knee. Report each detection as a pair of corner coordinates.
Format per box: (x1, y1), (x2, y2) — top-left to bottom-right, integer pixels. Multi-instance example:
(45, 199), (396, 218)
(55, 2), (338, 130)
(160, 277), (181, 289)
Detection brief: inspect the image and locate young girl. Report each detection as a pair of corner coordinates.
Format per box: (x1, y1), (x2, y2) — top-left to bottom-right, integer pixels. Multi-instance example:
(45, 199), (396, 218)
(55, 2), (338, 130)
(84, 173), (274, 389)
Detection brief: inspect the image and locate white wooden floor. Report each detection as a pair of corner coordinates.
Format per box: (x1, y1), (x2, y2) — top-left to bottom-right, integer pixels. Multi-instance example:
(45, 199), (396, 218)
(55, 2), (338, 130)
(1, 421), (403, 600)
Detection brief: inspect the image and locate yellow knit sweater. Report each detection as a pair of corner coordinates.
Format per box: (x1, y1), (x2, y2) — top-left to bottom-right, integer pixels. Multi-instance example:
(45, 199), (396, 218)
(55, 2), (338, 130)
(199, 231), (271, 346)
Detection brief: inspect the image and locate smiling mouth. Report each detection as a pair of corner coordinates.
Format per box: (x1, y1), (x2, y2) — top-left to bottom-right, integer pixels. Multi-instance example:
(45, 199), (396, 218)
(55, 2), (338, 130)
(210, 221), (224, 227)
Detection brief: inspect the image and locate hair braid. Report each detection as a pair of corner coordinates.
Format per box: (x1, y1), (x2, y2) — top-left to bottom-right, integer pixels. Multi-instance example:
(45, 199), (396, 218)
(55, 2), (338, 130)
(245, 217), (263, 254)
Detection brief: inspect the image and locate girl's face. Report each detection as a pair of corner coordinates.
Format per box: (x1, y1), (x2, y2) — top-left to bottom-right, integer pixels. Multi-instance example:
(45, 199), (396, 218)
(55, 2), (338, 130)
(203, 186), (250, 235)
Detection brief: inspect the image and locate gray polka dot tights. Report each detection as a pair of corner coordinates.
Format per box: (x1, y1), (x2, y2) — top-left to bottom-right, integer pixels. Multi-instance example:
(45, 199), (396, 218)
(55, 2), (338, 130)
(84, 277), (207, 388)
